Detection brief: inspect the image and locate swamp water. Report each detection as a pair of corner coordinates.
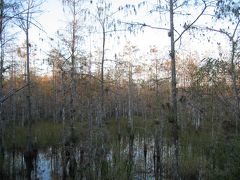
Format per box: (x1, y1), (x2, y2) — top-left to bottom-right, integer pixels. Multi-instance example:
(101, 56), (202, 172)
(1, 133), (178, 180)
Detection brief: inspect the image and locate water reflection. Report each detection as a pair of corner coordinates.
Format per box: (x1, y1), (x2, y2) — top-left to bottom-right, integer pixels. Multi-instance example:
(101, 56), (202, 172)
(2, 134), (176, 179)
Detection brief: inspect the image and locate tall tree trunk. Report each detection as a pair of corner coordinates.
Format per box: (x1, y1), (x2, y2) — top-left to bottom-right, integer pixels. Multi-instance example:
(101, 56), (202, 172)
(52, 61), (57, 123)
(23, 2), (40, 180)
(128, 62), (133, 135)
(10, 54), (17, 179)
(61, 71), (66, 130)
(26, 2), (32, 151)
(154, 118), (163, 180)
(63, 2), (78, 179)
(101, 23), (105, 124)
(169, 0), (180, 179)
(127, 61), (134, 180)
(0, 0), (4, 176)
(143, 111), (147, 180)
(70, 0), (77, 142)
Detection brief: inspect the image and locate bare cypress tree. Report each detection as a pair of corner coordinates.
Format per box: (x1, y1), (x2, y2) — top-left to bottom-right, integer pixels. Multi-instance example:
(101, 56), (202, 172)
(122, 42), (139, 179)
(168, 0), (207, 179)
(65, 0), (78, 142)
(98, 6), (106, 124)
(25, 0), (32, 151)
(14, 0), (42, 147)
(20, 1), (34, 178)
(14, 1), (43, 178)
(60, 0), (87, 178)
(60, 0), (88, 142)
(169, 1), (179, 179)
(95, 1), (111, 125)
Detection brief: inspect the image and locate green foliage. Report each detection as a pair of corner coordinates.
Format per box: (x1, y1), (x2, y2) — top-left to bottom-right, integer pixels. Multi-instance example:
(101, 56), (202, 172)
(33, 121), (64, 148)
(4, 121), (64, 149)
(101, 159), (110, 179)
(5, 126), (27, 149)
(208, 137), (240, 179)
(181, 151), (204, 179)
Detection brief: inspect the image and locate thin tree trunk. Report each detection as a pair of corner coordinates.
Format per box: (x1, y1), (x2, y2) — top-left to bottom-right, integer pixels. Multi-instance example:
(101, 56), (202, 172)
(61, 71), (66, 130)
(52, 61), (57, 123)
(101, 22), (105, 125)
(169, 0), (180, 179)
(11, 54), (16, 179)
(70, 0), (77, 143)
(62, 2), (78, 179)
(143, 111), (147, 180)
(127, 61), (134, 180)
(0, 1), (5, 176)
(155, 126), (162, 180)
(26, 2), (32, 151)
(128, 62), (133, 134)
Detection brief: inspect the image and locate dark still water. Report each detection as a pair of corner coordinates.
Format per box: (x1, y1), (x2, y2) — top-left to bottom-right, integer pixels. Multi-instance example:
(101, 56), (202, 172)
(1, 134), (179, 180)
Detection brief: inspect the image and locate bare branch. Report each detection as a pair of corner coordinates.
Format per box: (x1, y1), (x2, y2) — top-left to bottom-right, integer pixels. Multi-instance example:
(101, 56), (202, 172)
(232, 19), (240, 40)
(193, 25), (232, 39)
(175, 0), (207, 43)
(120, 21), (169, 31)
(0, 84), (28, 104)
